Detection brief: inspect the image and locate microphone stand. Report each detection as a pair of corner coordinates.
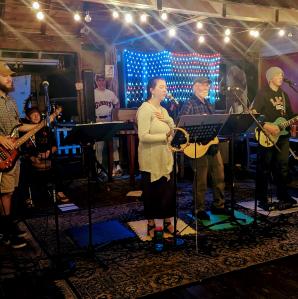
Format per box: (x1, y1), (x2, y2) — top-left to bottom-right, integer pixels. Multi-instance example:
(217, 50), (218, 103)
(43, 83), (76, 276)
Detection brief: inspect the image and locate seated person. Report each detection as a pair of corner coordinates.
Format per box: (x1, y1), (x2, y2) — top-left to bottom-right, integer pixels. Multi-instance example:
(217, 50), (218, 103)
(20, 107), (69, 205)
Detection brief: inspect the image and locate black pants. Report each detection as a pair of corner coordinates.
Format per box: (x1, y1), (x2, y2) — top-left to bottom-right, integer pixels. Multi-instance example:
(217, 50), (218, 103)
(141, 171), (175, 219)
(256, 136), (290, 202)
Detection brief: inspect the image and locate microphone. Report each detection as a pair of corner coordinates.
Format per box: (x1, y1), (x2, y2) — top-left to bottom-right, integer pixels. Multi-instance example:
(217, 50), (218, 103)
(167, 93), (179, 105)
(42, 81), (49, 88)
(284, 78), (296, 86)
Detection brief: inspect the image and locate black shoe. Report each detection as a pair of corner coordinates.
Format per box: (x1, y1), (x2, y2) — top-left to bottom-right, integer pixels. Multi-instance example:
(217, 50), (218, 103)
(258, 201), (276, 211)
(0, 233), (11, 246)
(210, 206), (229, 215)
(10, 236), (27, 249)
(280, 197), (297, 206)
(196, 211), (210, 221)
(11, 223), (28, 238)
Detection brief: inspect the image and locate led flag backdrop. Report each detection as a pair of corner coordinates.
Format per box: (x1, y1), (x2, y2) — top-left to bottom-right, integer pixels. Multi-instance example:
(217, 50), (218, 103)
(123, 50), (221, 107)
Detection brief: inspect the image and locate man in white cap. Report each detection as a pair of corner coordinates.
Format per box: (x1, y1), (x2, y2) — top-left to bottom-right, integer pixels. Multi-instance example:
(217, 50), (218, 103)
(179, 76), (226, 220)
(0, 61), (42, 248)
(252, 66), (296, 211)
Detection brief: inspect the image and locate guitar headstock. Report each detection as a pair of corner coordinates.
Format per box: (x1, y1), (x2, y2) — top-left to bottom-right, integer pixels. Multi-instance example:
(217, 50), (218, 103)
(50, 105), (63, 122)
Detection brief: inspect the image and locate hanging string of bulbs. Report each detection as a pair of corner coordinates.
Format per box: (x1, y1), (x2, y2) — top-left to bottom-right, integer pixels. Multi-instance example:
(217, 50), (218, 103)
(30, 1), (292, 44)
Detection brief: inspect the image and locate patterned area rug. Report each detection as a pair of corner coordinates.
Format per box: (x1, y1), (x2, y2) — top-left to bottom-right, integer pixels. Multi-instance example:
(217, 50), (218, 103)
(26, 179), (298, 299)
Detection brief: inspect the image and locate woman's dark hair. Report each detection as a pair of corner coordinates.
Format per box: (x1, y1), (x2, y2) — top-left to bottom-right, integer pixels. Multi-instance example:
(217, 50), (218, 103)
(146, 77), (165, 100)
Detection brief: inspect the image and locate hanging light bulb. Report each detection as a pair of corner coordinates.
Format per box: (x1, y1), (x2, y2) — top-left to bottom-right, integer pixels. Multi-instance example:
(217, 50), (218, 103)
(278, 29), (285, 37)
(112, 10), (119, 19)
(168, 28), (176, 37)
(224, 36), (230, 43)
(84, 11), (92, 23)
(198, 35), (205, 43)
(224, 28), (231, 36)
(140, 13), (147, 23)
(36, 11), (44, 21)
(74, 12), (81, 22)
(161, 11), (168, 21)
(196, 21), (203, 29)
(124, 13), (133, 24)
(249, 30), (259, 37)
(32, 1), (40, 10)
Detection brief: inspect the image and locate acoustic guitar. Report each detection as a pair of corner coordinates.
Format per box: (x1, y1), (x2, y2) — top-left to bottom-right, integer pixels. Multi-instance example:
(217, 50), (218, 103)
(255, 115), (298, 147)
(0, 108), (61, 172)
(182, 137), (219, 159)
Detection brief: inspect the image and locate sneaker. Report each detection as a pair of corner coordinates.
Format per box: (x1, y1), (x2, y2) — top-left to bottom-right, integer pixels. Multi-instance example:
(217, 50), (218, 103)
(196, 211), (210, 221)
(25, 198), (35, 208)
(112, 165), (123, 177)
(258, 201), (277, 211)
(0, 233), (11, 246)
(210, 206), (229, 215)
(96, 169), (108, 182)
(10, 236), (27, 249)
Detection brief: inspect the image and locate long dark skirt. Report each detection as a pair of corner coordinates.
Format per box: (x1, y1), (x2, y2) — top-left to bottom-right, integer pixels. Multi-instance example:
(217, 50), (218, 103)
(141, 171), (175, 219)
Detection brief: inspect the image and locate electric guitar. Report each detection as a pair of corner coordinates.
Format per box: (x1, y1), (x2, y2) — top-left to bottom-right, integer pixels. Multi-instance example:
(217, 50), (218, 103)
(255, 115), (298, 147)
(182, 137), (219, 159)
(0, 107), (62, 172)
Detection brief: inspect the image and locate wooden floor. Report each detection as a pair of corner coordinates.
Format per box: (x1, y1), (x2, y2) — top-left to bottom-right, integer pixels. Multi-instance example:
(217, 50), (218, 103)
(145, 254), (298, 299)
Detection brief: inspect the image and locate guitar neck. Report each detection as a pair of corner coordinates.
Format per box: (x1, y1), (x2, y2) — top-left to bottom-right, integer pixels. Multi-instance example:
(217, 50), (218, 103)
(15, 121), (46, 148)
(280, 115), (298, 129)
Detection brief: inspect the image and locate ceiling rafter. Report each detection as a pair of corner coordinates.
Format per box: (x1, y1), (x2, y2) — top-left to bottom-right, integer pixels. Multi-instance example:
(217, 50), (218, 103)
(84, 0), (298, 25)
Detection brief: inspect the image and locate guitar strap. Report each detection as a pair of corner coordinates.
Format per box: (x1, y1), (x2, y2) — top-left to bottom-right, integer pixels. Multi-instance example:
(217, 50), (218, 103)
(281, 92), (286, 116)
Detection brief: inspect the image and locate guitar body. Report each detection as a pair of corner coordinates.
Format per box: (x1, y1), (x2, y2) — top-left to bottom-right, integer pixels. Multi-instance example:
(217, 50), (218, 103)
(255, 117), (288, 147)
(0, 107), (61, 172)
(182, 137), (219, 159)
(0, 144), (19, 172)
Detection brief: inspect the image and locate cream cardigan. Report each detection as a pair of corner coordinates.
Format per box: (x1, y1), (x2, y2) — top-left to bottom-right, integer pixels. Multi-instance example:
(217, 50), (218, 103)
(136, 102), (175, 182)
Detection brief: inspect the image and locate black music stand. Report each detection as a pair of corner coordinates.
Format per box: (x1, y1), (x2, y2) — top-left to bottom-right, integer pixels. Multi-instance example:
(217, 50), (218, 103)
(171, 114), (228, 251)
(214, 113), (255, 227)
(64, 121), (124, 265)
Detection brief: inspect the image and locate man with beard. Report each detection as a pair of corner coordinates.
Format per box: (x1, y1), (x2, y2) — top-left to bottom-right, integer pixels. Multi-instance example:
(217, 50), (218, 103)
(0, 62), (40, 248)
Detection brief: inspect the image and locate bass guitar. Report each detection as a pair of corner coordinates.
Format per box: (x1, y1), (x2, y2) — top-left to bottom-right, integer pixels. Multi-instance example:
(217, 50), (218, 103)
(0, 107), (62, 172)
(255, 115), (298, 147)
(182, 137), (219, 159)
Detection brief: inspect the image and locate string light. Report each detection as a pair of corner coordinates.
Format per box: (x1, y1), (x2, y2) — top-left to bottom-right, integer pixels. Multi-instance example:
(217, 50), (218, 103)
(278, 29), (285, 37)
(224, 36), (230, 43)
(140, 13), (147, 23)
(161, 12), (168, 21)
(249, 30), (259, 37)
(198, 35), (205, 43)
(112, 11), (119, 19)
(36, 11), (44, 20)
(196, 21), (203, 29)
(84, 11), (92, 23)
(74, 12), (81, 22)
(124, 13), (133, 24)
(32, 1), (40, 10)
(224, 28), (231, 36)
(168, 28), (176, 37)
(123, 50), (221, 107)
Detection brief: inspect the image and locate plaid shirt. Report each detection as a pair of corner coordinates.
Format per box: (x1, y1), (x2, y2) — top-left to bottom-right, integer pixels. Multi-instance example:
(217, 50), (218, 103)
(0, 95), (20, 136)
(179, 95), (214, 116)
